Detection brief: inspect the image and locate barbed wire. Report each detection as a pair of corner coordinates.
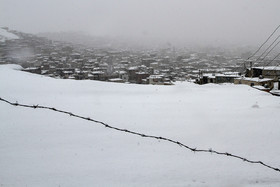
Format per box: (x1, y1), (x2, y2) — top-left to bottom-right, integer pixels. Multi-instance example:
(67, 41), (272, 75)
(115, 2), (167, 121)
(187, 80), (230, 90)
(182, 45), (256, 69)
(0, 97), (279, 173)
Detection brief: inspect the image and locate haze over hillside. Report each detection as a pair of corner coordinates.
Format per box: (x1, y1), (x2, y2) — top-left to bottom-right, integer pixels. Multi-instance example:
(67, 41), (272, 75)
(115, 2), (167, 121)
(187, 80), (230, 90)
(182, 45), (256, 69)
(1, 0), (280, 47)
(37, 31), (258, 51)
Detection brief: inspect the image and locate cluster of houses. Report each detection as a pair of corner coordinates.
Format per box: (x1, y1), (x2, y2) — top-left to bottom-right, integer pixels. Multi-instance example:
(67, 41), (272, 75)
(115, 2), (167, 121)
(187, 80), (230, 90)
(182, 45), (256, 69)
(197, 65), (280, 93)
(241, 66), (280, 91)
(0, 28), (243, 85)
(1, 27), (279, 92)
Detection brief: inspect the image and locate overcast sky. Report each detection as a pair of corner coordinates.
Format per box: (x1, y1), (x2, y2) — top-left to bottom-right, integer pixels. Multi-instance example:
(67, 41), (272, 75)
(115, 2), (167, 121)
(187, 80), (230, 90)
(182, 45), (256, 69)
(1, 0), (280, 46)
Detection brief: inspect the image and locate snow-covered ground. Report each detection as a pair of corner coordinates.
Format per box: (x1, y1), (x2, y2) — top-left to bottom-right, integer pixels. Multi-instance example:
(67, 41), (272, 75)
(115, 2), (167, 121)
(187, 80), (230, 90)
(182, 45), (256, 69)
(0, 28), (19, 42)
(0, 64), (280, 187)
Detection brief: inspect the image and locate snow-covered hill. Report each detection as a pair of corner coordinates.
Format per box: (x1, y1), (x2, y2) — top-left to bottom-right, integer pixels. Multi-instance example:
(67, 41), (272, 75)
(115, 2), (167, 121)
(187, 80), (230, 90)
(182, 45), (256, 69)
(0, 28), (19, 42)
(0, 64), (280, 187)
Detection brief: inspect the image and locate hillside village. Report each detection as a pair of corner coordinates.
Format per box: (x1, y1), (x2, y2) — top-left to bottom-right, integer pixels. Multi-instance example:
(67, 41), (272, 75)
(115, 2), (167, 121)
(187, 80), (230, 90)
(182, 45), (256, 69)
(1, 27), (280, 93)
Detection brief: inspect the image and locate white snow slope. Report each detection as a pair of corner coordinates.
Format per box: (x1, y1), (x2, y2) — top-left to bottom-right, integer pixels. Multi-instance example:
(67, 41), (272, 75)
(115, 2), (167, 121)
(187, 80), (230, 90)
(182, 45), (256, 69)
(0, 64), (280, 187)
(0, 28), (19, 42)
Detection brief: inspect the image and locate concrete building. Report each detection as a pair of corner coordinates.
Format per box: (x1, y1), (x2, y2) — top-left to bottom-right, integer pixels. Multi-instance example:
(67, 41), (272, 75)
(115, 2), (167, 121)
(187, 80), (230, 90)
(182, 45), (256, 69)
(234, 77), (274, 90)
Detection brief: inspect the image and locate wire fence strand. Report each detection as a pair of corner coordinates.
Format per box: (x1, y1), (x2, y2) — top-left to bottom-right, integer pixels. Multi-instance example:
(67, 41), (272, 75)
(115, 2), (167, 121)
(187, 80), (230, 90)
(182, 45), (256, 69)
(0, 97), (279, 173)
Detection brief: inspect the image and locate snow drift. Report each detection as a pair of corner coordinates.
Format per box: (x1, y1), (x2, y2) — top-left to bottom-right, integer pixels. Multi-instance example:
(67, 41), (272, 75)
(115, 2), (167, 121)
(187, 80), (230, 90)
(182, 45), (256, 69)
(0, 28), (19, 42)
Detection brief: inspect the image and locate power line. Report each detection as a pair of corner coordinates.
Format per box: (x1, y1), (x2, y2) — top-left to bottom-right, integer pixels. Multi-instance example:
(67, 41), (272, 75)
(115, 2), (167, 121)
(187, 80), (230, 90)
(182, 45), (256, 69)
(257, 41), (280, 66)
(243, 24), (280, 69)
(254, 34), (280, 64)
(0, 97), (279, 173)
(248, 24), (280, 61)
(263, 51), (280, 67)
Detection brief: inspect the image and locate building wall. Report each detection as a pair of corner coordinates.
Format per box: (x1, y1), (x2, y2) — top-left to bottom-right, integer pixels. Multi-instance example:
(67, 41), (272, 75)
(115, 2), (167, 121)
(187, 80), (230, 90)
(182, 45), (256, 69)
(234, 79), (274, 89)
(262, 69), (280, 81)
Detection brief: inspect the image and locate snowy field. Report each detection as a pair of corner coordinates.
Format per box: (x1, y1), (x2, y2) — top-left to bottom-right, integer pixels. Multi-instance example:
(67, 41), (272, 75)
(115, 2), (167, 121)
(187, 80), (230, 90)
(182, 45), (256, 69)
(0, 64), (280, 187)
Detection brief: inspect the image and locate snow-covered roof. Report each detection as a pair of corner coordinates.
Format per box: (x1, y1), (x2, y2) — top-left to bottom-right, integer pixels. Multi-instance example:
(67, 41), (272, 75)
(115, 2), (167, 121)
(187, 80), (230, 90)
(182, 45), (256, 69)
(223, 72), (240, 75)
(92, 71), (104, 74)
(252, 85), (270, 91)
(149, 75), (164, 79)
(216, 74), (240, 78)
(109, 78), (123, 82)
(136, 72), (148, 75)
(24, 67), (40, 70)
(128, 67), (138, 70)
(118, 71), (127, 74)
(150, 62), (158, 65)
(202, 73), (216, 79)
(71, 53), (81, 56)
(252, 66), (280, 71)
(235, 77), (273, 82)
(203, 73), (240, 78)
(63, 71), (73, 74)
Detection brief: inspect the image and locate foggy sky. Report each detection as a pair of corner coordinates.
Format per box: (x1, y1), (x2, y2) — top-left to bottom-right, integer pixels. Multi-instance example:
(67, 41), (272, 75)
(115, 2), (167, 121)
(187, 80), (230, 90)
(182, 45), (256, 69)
(1, 0), (280, 46)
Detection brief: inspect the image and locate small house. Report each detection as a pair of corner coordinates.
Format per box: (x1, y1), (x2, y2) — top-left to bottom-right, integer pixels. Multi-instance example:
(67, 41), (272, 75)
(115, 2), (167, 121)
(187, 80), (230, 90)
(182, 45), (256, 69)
(234, 77), (274, 90)
(148, 75), (164, 85)
(247, 66), (280, 81)
(135, 72), (149, 84)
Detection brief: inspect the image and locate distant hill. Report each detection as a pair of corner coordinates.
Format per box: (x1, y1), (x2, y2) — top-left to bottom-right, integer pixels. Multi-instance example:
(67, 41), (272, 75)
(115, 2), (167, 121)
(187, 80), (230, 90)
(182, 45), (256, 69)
(37, 31), (125, 49)
(36, 31), (170, 50)
(0, 27), (20, 42)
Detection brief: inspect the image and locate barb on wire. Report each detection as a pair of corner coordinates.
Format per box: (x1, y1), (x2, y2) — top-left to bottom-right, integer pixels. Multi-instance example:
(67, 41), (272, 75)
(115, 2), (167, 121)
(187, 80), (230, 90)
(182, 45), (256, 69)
(0, 97), (279, 173)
